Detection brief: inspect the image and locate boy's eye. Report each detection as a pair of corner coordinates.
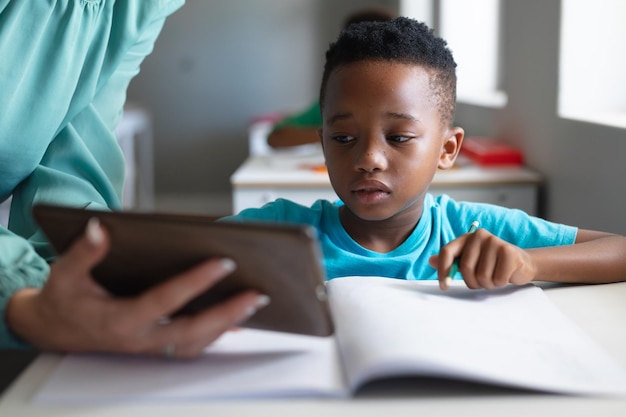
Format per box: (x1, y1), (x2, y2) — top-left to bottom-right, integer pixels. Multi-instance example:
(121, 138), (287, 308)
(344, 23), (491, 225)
(388, 135), (413, 143)
(332, 135), (355, 143)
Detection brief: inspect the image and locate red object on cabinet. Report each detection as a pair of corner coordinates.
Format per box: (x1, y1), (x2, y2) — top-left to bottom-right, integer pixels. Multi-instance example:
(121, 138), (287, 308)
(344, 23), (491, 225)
(461, 137), (524, 166)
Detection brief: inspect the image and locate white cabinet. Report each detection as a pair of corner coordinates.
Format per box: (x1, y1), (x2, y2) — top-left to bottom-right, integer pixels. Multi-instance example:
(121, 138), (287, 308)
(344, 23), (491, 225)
(234, 187), (339, 213)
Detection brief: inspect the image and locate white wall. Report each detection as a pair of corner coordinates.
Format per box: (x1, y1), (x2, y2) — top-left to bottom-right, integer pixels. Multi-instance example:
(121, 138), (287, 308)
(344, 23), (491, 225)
(128, 0), (320, 199)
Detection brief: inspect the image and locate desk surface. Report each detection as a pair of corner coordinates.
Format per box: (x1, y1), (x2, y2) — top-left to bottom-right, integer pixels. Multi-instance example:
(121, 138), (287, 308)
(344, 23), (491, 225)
(2, 282), (625, 417)
(231, 151), (543, 189)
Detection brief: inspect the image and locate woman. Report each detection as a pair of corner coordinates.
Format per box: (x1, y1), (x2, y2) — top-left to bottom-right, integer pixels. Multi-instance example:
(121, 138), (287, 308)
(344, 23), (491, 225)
(0, 0), (268, 358)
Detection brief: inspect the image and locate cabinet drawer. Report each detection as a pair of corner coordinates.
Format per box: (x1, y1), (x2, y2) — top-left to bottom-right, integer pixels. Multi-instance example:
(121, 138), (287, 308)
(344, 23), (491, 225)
(233, 188), (338, 214)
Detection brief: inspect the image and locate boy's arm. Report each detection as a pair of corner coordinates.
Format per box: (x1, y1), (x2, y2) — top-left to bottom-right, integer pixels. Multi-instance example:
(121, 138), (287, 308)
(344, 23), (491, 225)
(267, 102), (322, 148)
(267, 126), (321, 148)
(528, 229), (626, 284)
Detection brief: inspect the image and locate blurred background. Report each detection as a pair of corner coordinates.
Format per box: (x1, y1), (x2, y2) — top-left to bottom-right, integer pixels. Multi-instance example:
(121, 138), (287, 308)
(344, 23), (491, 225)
(123, 0), (626, 234)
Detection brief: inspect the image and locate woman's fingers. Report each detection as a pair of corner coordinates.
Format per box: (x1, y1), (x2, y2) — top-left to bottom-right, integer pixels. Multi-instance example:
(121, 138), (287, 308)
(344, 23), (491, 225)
(111, 257), (271, 358)
(154, 291), (271, 359)
(54, 218), (110, 274)
(129, 258), (237, 323)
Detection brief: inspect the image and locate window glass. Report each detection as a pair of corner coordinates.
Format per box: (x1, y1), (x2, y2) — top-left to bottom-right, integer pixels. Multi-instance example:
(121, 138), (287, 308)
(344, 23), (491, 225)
(439, 0), (506, 107)
(559, 0), (626, 128)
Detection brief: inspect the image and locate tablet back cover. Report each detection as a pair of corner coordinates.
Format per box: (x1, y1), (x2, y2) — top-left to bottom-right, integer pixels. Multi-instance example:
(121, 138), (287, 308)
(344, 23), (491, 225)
(33, 204), (334, 337)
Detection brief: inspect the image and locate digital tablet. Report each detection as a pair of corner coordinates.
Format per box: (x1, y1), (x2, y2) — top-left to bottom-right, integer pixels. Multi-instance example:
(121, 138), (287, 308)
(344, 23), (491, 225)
(32, 204), (334, 337)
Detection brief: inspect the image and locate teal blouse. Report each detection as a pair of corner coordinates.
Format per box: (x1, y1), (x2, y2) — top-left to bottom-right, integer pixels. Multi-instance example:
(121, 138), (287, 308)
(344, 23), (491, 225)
(0, 0), (184, 348)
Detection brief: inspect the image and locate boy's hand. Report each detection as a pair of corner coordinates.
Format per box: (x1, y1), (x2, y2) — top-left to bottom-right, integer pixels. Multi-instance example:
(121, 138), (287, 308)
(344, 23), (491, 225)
(429, 228), (537, 290)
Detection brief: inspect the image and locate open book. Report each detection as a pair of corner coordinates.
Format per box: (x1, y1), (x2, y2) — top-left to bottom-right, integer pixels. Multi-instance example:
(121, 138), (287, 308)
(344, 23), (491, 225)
(35, 277), (626, 402)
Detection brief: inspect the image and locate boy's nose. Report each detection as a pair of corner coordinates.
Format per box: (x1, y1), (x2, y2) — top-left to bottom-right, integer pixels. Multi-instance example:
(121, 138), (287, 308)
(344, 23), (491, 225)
(354, 139), (388, 173)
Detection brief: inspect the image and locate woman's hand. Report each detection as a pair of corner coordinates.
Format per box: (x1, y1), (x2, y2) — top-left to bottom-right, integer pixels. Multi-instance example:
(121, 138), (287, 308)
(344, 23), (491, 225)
(429, 228), (537, 291)
(6, 219), (270, 359)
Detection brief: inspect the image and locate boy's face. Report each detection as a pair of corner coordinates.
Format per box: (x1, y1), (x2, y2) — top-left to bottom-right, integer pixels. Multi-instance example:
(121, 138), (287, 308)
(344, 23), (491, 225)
(319, 60), (463, 222)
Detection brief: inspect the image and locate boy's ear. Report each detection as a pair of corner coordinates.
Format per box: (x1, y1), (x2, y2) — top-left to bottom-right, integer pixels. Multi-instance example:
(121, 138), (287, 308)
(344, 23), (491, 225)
(438, 127), (464, 170)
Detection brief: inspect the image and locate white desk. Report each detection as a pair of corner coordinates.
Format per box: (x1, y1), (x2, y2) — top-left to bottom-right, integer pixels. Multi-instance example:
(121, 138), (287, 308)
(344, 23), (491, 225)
(1, 281), (625, 416)
(231, 150), (543, 215)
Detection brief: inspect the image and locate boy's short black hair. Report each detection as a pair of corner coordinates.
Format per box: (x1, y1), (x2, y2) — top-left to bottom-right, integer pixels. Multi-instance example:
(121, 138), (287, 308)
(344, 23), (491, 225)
(320, 17), (457, 127)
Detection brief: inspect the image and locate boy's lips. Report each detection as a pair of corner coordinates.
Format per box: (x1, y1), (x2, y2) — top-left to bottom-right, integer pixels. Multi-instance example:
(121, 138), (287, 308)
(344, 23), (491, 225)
(351, 179), (391, 193)
(350, 179), (392, 204)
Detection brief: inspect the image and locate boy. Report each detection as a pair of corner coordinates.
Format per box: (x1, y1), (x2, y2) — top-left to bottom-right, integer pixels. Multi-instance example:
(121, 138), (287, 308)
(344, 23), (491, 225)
(224, 17), (626, 289)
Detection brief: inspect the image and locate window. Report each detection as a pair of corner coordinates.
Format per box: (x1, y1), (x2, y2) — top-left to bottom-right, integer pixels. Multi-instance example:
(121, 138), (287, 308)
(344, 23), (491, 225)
(401, 0), (506, 108)
(559, 0), (626, 128)
(439, 0), (506, 107)
(399, 0), (434, 28)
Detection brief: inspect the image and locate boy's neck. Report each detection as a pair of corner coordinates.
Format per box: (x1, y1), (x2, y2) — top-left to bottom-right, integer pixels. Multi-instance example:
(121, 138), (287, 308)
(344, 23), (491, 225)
(339, 205), (422, 253)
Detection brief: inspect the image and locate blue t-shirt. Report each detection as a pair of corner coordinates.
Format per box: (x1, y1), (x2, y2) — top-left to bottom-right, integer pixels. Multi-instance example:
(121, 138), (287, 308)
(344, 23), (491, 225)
(223, 194), (577, 281)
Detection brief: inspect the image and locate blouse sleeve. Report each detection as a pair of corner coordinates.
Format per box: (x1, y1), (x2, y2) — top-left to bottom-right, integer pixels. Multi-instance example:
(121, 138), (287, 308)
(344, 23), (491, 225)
(0, 0), (184, 349)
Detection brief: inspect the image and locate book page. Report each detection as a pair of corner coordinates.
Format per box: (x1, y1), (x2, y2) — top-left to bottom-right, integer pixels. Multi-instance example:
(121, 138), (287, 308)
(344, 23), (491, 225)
(327, 277), (626, 396)
(35, 328), (347, 403)
(33, 277), (626, 402)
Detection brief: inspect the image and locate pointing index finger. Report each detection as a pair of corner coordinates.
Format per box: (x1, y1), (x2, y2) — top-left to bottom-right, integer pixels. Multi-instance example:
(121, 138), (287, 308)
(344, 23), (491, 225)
(441, 221), (480, 290)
